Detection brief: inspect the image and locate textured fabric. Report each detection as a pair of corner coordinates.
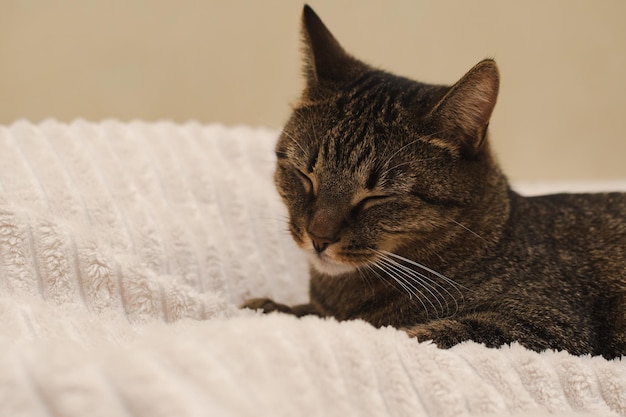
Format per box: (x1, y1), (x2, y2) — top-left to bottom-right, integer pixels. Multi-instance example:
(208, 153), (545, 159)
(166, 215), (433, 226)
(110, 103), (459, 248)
(0, 120), (624, 417)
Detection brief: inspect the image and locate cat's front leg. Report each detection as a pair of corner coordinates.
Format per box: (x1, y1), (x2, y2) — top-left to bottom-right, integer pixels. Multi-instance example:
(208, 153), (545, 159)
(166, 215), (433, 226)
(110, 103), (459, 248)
(403, 312), (516, 349)
(241, 297), (321, 317)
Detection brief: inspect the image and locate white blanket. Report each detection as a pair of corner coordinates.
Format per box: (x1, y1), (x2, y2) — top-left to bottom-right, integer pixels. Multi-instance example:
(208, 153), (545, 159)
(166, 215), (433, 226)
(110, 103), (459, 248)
(0, 120), (624, 417)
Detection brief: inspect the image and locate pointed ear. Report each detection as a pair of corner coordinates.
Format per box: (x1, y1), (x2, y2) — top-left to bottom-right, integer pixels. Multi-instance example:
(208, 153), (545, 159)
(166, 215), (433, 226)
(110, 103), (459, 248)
(428, 59), (499, 157)
(300, 5), (366, 96)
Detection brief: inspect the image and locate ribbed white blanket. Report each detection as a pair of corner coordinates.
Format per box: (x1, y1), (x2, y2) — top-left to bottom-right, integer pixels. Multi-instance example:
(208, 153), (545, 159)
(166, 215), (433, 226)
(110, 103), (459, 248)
(0, 120), (624, 417)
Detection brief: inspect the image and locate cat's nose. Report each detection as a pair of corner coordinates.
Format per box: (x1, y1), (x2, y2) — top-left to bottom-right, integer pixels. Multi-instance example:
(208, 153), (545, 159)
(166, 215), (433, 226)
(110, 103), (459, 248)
(307, 231), (336, 254)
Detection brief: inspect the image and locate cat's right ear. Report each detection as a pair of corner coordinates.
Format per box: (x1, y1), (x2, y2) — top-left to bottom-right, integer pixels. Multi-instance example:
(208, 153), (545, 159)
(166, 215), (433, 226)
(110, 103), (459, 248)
(300, 5), (365, 99)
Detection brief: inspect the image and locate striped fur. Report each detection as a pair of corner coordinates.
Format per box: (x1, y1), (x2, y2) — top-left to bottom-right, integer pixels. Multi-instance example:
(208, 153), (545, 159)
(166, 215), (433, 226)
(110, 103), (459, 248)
(243, 5), (626, 359)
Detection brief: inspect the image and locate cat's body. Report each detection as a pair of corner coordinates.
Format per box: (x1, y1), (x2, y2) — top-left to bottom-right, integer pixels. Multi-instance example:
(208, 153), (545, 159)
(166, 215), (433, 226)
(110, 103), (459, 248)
(304, 191), (626, 358)
(243, 5), (626, 359)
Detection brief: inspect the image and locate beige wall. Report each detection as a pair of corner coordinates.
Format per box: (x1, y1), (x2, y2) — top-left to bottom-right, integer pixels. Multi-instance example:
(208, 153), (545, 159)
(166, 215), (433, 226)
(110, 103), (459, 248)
(2, 1), (625, 181)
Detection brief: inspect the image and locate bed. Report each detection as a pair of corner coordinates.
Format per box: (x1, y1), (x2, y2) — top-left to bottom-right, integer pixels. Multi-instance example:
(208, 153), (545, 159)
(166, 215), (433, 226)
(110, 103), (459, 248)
(0, 120), (624, 417)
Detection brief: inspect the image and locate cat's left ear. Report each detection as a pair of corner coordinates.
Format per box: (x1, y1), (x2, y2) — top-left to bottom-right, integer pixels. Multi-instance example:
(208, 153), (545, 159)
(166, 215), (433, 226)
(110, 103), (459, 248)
(428, 59), (499, 157)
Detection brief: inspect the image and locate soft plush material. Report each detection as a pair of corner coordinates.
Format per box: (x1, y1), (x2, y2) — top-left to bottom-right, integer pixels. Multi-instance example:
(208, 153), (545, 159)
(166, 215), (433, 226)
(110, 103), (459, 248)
(0, 120), (624, 417)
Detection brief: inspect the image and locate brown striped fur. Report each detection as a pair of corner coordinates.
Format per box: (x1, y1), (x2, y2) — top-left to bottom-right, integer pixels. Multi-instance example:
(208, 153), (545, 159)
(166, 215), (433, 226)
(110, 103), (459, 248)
(243, 5), (626, 359)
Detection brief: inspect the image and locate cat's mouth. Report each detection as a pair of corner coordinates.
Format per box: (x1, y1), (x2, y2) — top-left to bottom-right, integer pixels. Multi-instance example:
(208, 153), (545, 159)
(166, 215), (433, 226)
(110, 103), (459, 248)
(307, 251), (357, 276)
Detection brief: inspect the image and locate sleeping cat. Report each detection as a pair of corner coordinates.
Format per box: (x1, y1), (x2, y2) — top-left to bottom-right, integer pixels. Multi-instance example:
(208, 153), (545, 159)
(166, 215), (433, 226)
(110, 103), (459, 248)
(243, 5), (626, 359)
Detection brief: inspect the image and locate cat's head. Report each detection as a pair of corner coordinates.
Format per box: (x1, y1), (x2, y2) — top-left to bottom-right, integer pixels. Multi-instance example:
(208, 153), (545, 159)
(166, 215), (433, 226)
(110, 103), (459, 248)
(275, 5), (508, 276)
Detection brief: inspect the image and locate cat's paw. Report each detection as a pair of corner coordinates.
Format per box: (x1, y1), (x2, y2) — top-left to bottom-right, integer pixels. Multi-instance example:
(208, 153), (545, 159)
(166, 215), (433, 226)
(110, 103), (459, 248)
(240, 297), (294, 314)
(403, 315), (512, 349)
(402, 320), (470, 349)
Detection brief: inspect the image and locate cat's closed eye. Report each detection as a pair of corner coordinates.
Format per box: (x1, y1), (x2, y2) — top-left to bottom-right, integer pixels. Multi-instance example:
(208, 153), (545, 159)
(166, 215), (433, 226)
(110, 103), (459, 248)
(353, 194), (391, 213)
(294, 169), (315, 195)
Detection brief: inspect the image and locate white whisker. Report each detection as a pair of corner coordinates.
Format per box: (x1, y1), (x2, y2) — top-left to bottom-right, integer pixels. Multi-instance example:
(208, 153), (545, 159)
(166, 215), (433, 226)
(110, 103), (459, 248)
(281, 128), (313, 162)
(382, 137), (424, 168)
(368, 248), (467, 318)
(376, 254), (452, 318)
(378, 250), (469, 292)
(446, 217), (488, 243)
(369, 261), (431, 319)
(356, 265), (376, 294)
(375, 255), (443, 318)
(371, 261), (415, 300)
(379, 161), (413, 182)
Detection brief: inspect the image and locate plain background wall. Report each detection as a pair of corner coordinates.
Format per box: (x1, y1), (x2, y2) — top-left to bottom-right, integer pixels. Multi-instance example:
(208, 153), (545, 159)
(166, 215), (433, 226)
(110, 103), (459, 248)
(2, 0), (625, 181)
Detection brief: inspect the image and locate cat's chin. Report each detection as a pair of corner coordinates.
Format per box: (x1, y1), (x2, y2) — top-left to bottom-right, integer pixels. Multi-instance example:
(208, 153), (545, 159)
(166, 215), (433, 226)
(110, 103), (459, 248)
(308, 253), (357, 276)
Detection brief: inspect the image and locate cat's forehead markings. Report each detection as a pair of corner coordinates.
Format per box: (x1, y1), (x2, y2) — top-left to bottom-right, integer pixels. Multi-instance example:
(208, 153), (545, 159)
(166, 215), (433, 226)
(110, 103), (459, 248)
(365, 167), (380, 190)
(306, 144), (319, 173)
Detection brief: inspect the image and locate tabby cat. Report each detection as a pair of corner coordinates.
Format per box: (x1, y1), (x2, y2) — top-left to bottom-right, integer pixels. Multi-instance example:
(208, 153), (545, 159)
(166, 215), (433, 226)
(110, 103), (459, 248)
(243, 5), (626, 359)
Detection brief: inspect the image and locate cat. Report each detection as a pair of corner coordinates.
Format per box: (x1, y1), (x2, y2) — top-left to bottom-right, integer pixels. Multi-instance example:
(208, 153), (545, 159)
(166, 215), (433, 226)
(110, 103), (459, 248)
(243, 5), (626, 359)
